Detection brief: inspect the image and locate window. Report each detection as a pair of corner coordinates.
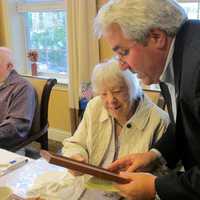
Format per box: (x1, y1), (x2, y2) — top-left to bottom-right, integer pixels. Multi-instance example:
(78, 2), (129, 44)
(17, 0), (68, 82)
(178, 0), (200, 19)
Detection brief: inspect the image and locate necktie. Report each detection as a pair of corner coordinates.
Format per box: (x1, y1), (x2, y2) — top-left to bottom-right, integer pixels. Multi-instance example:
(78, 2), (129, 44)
(159, 81), (175, 124)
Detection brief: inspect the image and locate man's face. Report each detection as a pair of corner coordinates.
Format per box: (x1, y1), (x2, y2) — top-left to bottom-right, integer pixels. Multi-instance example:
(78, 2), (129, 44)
(0, 59), (11, 82)
(103, 24), (167, 85)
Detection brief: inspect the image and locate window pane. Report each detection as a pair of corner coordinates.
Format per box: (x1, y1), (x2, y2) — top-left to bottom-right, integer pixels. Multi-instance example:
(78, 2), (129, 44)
(25, 11), (68, 75)
(24, 0), (63, 4)
(179, 2), (199, 19)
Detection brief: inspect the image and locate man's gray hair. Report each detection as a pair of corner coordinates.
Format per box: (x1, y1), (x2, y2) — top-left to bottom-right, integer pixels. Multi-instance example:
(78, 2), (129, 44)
(91, 59), (142, 101)
(94, 0), (187, 43)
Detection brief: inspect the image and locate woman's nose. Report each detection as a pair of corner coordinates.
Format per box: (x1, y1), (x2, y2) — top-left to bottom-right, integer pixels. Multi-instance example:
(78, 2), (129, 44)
(106, 93), (115, 103)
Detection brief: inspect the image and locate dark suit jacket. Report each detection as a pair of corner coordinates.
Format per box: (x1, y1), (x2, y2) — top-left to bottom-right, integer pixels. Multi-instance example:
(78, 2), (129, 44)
(154, 20), (200, 200)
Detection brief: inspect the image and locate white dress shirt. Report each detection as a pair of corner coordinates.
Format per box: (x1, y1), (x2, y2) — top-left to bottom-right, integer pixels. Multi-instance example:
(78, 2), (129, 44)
(160, 38), (177, 121)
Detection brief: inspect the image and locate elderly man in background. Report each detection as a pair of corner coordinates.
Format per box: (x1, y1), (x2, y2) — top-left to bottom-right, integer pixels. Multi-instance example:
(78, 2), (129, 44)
(94, 0), (200, 200)
(0, 47), (36, 149)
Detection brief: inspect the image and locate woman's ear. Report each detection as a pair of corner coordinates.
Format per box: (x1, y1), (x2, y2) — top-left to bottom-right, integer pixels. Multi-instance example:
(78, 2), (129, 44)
(148, 29), (168, 49)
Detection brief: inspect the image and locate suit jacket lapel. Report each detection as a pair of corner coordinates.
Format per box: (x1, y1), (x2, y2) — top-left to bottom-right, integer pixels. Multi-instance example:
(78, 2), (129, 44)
(159, 81), (175, 124)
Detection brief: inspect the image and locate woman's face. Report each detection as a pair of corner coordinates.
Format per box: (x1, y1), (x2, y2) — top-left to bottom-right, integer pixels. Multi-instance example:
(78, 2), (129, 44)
(100, 84), (132, 119)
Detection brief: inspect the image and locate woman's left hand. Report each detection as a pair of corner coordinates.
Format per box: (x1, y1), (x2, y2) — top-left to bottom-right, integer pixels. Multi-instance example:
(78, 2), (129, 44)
(69, 154), (87, 176)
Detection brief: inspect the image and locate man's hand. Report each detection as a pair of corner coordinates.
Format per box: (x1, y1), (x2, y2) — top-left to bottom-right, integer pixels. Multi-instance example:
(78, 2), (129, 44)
(108, 152), (158, 173)
(69, 154), (87, 176)
(115, 172), (157, 200)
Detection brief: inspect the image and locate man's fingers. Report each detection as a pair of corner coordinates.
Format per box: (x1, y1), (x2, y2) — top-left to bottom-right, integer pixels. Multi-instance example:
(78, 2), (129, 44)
(119, 171), (134, 179)
(114, 184), (129, 198)
(107, 159), (125, 172)
(114, 175), (135, 199)
(108, 158), (132, 172)
(127, 163), (139, 172)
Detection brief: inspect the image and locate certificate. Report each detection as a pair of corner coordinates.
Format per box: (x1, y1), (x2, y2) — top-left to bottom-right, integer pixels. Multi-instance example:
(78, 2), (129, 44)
(40, 150), (130, 184)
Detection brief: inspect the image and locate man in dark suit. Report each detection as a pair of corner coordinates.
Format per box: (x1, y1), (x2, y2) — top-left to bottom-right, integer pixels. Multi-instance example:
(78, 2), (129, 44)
(94, 0), (200, 200)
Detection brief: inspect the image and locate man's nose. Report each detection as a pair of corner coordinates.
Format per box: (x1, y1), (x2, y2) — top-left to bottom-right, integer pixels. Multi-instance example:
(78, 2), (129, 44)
(119, 61), (130, 70)
(115, 55), (129, 70)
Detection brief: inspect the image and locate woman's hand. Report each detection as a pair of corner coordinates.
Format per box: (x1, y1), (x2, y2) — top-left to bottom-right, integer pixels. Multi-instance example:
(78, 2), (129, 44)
(69, 154), (87, 176)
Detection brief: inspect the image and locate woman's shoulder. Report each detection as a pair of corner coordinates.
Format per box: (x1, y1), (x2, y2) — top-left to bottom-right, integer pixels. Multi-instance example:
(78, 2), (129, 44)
(87, 95), (102, 106)
(86, 96), (104, 112)
(84, 96), (109, 123)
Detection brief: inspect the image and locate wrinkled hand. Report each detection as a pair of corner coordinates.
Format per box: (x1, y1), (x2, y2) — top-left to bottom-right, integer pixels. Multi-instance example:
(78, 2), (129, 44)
(115, 172), (156, 200)
(69, 154), (87, 176)
(108, 152), (158, 173)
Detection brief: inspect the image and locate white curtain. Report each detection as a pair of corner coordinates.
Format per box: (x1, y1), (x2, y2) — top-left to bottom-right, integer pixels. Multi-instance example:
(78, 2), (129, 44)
(66, 0), (99, 132)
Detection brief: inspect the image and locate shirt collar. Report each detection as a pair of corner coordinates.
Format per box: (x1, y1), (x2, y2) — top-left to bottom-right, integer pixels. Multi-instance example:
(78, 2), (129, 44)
(0, 70), (18, 89)
(127, 95), (153, 131)
(160, 37), (175, 82)
(99, 104), (110, 122)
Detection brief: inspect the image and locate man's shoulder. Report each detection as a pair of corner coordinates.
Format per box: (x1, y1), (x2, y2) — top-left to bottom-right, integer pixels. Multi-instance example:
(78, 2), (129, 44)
(9, 70), (34, 90)
(176, 20), (200, 46)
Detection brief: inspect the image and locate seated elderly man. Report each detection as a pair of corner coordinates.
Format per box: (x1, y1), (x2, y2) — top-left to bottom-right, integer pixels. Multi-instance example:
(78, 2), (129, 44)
(0, 47), (36, 149)
(61, 59), (169, 200)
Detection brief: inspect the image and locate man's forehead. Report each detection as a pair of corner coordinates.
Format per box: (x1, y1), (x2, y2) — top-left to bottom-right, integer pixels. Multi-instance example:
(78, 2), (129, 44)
(0, 54), (8, 65)
(0, 49), (12, 64)
(104, 24), (124, 41)
(104, 24), (134, 50)
(0, 48), (12, 57)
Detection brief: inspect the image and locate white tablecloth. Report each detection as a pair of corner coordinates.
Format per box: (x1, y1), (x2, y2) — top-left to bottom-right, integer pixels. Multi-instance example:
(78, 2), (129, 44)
(0, 149), (65, 198)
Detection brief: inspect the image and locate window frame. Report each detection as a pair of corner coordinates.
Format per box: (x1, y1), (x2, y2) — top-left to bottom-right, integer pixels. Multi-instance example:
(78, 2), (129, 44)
(17, 0), (68, 83)
(178, 0), (200, 19)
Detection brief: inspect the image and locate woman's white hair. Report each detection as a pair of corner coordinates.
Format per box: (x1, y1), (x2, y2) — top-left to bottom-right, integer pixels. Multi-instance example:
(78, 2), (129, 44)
(91, 59), (142, 101)
(94, 0), (187, 43)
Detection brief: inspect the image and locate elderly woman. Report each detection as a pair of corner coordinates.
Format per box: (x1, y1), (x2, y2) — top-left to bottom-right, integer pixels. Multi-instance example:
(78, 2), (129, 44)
(61, 59), (169, 200)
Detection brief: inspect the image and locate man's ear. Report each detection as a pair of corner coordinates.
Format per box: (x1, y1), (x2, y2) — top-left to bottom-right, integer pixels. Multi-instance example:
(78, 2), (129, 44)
(148, 29), (168, 49)
(7, 63), (13, 70)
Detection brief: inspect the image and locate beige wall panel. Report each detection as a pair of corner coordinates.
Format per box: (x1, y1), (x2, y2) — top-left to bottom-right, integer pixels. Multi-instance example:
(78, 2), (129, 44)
(0, 1), (6, 45)
(48, 86), (70, 132)
(99, 39), (113, 61)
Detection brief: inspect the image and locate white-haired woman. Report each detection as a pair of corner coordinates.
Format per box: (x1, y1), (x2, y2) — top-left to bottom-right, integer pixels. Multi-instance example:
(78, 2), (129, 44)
(61, 59), (169, 200)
